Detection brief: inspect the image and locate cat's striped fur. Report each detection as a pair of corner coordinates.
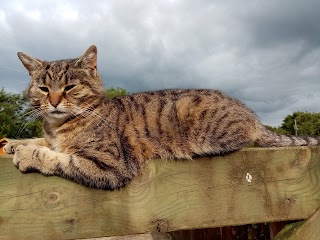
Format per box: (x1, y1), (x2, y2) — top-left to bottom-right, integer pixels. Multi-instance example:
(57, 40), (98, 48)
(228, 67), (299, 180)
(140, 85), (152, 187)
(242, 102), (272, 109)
(4, 45), (319, 189)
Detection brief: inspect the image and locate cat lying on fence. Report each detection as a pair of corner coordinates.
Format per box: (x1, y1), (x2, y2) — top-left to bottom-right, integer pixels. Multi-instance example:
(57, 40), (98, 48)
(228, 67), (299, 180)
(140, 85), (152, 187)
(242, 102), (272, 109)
(4, 45), (319, 189)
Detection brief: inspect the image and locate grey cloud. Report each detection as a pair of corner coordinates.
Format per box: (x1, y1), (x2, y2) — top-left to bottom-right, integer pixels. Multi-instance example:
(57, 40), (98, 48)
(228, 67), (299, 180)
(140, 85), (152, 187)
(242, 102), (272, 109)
(242, 0), (320, 48)
(0, 0), (319, 126)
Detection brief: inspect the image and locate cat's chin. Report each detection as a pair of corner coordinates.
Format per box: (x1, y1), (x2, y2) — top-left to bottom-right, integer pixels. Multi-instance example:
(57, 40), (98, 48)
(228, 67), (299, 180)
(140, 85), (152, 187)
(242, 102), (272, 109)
(46, 111), (71, 122)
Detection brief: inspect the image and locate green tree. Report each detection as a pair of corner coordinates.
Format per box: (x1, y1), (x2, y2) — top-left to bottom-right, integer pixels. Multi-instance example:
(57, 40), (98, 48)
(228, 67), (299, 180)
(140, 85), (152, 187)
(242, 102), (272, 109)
(105, 87), (128, 99)
(0, 89), (42, 139)
(280, 112), (320, 136)
(265, 125), (289, 135)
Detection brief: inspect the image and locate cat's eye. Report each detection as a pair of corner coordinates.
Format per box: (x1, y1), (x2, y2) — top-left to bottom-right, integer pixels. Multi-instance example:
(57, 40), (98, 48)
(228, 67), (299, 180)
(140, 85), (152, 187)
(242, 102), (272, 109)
(64, 85), (76, 92)
(39, 87), (49, 92)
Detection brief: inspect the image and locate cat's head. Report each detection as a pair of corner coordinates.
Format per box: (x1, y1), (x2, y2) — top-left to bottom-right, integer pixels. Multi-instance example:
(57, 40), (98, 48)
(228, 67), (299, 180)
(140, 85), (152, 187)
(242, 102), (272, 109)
(17, 45), (105, 123)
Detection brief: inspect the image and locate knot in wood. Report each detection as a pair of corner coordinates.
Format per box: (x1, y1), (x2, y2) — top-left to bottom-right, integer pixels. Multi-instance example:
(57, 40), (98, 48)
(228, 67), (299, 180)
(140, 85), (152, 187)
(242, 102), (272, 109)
(47, 192), (60, 204)
(153, 219), (169, 232)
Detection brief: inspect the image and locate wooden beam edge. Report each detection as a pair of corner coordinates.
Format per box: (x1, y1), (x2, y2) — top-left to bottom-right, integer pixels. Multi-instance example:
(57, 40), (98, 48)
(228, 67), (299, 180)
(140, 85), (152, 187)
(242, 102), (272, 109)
(1, 146), (320, 239)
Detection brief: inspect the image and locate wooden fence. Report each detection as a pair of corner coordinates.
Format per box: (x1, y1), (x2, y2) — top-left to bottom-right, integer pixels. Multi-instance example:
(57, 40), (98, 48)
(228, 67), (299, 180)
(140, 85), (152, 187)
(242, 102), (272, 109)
(1, 146), (320, 240)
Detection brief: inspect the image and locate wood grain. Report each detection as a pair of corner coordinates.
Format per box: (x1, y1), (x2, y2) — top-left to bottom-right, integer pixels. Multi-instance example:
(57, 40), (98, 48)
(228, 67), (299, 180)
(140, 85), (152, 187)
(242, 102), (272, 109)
(0, 147), (320, 240)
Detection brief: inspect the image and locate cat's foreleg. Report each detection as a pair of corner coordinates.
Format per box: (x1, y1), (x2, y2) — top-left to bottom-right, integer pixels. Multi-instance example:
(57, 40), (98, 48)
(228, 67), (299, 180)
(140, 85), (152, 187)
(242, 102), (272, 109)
(4, 138), (49, 154)
(12, 144), (70, 174)
(10, 144), (131, 189)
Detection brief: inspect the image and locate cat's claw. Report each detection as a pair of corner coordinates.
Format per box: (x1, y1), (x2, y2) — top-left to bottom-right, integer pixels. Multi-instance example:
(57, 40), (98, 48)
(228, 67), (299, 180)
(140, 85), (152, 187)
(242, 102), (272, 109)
(4, 142), (18, 154)
(4, 140), (31, 154)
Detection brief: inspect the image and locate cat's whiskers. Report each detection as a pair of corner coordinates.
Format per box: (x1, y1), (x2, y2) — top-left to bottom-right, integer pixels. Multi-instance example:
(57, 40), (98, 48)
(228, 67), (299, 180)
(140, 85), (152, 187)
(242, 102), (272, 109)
(21, 108), (42, 118)
(74, 106), (103, 126)
(67, 103), (117, 132)
(16, 108), (44, 138)
(63, 103), (98, 125)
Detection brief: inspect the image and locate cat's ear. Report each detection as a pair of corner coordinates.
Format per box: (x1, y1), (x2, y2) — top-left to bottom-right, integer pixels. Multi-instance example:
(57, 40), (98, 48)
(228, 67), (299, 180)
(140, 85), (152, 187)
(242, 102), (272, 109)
(17, 52), (43, 75)
(75, 45), (97, 72)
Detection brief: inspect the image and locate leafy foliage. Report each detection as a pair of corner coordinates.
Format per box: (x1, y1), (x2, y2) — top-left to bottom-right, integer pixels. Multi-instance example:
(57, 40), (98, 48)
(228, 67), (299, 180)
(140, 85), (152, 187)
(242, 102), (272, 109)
(265, 112), (320, 136)
(105, 87), (128, 99)
(0, 89), (42, 139)
(264, 125), (289, 135)
(280, 112), (320, 136)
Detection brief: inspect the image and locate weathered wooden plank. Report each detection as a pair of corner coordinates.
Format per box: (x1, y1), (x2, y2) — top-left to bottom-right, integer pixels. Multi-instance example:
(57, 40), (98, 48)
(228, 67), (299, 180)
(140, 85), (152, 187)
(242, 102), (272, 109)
(273, 207), (320, 240)
(0, 147), (320, 240)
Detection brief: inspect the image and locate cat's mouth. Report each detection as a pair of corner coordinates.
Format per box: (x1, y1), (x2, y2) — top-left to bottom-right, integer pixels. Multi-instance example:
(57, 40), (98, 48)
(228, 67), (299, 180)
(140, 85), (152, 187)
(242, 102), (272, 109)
(51, 110), (65, 114)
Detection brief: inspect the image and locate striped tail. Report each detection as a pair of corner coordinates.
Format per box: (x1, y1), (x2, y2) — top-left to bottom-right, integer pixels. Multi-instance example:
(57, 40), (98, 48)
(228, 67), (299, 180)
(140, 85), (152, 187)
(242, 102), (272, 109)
(256, 127), (319, 147)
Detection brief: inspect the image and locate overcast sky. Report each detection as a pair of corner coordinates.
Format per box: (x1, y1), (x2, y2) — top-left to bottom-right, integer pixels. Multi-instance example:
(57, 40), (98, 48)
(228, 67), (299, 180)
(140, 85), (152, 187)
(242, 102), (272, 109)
(1, 0), (319, 126)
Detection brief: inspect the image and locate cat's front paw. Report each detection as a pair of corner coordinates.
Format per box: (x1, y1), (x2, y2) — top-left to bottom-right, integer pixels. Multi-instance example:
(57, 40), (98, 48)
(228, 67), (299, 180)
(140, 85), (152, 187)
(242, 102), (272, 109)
(13, 145), (40, 173)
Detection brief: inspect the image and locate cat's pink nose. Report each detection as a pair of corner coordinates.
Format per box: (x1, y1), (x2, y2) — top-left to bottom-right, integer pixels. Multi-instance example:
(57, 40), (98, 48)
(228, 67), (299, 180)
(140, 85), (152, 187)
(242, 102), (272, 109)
(49, 92), (62, 107)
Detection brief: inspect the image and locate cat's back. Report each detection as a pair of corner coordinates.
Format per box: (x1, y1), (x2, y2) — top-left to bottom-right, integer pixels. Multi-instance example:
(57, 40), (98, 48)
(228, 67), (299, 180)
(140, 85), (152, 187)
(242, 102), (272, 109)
(111, 88), (253, 115)
(107, 88), (258, 138)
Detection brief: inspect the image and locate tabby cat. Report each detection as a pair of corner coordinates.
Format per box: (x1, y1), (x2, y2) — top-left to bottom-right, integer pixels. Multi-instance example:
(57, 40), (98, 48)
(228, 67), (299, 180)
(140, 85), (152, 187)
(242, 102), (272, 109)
(4, 45), (319, 189)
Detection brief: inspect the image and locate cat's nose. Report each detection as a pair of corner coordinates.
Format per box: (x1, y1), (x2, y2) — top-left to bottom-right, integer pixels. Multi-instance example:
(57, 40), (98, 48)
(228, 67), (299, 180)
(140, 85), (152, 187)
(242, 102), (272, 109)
(49, 92), (62, 107)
